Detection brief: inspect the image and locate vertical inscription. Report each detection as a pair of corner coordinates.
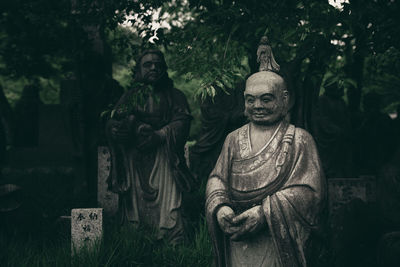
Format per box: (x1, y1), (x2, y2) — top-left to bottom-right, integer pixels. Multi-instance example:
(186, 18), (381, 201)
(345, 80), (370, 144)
(71, 208), (103, 254)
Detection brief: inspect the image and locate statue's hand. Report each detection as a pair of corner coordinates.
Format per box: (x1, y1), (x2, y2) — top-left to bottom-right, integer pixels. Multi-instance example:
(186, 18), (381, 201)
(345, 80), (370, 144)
(216, 206), (240, 236)
(230, 205), (266, 241)
(108, 119), (131, 143)
(136, 124), (163, 152)
(137, 123), (153, 136)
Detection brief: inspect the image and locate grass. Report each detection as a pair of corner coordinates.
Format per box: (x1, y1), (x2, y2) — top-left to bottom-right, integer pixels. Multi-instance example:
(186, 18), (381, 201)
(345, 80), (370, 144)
(0, 212), (213, 267)
(0, 168), (213, 267)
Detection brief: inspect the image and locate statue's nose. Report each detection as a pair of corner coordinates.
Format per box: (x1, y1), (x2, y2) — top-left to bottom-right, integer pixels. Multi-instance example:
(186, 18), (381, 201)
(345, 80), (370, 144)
(254, 98), (263, 107)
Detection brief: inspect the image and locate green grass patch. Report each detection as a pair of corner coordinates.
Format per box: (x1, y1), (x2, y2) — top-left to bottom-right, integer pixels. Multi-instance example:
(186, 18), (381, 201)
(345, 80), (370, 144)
(0, 213), (213, 267)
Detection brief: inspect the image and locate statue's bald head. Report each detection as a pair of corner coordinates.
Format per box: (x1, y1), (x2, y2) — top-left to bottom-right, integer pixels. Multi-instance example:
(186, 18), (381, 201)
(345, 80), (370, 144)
(245, 71), (287, 96)
(244, 71), (289, 125)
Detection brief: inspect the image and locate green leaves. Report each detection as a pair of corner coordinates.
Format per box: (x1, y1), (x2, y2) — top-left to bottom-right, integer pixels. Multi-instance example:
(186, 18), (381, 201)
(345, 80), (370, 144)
(108, 82), (159, 119)
(194, 67), (246, 102)
(363, 47), (400, 112)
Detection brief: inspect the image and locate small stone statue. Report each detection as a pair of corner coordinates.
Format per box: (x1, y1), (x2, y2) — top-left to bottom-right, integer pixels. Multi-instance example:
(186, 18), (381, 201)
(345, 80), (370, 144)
(205, 71), (326, 266)
(106, 49), (195, 244)
(257, 36), (280, 72)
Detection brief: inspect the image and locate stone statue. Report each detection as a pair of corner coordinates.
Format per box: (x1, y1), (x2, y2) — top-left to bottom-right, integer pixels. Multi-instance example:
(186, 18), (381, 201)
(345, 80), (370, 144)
(106, 49), (195, 244)
(355, 92), (397, 176)
(13, 84), (42, 147)
(205, 71), (326, 266)
(0, 85), (13, 179)
(314, 78), (355, 178)
(257, 36), (280, 72)
(189, 81), (247, 180)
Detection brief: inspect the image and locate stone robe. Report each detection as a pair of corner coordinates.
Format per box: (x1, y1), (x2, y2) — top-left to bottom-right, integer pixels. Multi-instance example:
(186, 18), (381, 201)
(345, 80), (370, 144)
(107, 82), (194, 243)
(190, 83), (246, 179)
(206, 121), (325, 267)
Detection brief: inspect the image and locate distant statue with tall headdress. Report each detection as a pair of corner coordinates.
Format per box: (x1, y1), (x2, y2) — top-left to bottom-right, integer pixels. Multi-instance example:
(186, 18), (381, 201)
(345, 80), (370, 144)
(257, 36), (280, 72)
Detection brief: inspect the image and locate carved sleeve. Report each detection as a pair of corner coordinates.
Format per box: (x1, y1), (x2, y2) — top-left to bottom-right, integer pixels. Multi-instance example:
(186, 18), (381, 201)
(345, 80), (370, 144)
(205, 133), (235, 215)
(157, 88), (191, 150)
(262, 129), (326, 267)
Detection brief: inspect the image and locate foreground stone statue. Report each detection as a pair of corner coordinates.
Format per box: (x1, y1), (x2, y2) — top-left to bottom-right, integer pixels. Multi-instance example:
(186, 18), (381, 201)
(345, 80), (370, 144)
(205, 71), (326, 266)
(106, 49), (194, 243)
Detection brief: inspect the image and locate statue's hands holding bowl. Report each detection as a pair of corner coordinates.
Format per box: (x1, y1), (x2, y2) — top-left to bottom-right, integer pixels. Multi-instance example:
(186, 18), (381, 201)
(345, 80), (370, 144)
(108, 115), (136, 144)
(108, 119), (130, 143)
(230, 205), (266, 241)
(216, 206), (240, 236)
(136, 124), (163, 152)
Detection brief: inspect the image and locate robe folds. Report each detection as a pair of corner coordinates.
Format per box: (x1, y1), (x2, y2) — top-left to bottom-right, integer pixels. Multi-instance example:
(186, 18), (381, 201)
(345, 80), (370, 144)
(107, 83), (195, 243)
(206, 121), (326, 267)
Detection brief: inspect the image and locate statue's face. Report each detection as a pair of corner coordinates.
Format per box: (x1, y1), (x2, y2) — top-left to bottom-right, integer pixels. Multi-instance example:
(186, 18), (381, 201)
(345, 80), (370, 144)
(244, 72), (288, 125)
(140, 53), (165, 84)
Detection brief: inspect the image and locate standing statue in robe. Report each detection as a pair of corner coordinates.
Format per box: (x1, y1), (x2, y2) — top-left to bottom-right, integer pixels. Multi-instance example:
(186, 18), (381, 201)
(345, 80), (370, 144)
(314, 77), (355, 178)
(257, 36), (280, 72)
(205, 71), (326, 266)
(106, 49), (194, 243)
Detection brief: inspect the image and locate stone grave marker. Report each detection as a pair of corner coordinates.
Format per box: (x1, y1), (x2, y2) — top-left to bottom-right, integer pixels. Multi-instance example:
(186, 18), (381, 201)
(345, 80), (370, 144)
(71, 208), (103, 254)
(97, 146), (118, 215)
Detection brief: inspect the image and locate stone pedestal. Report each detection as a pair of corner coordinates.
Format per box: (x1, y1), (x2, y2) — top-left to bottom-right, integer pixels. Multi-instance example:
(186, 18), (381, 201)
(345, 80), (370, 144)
(71, 208), (103, 254)
(97, 146), (118, 215)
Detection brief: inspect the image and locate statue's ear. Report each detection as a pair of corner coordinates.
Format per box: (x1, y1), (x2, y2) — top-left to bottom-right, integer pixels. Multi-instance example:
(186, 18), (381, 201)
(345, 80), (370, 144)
(283, 90), (289, 98)
(283, 90), (289, 101)
(282, 90), (290, 109)
(132, 63), (140, 80)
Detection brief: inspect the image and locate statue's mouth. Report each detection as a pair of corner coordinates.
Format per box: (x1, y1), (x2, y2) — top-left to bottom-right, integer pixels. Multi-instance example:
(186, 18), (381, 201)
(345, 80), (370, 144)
(147, 72), (158, 77)
(253, 114), (269, 119)
(252, 110), (273, 116)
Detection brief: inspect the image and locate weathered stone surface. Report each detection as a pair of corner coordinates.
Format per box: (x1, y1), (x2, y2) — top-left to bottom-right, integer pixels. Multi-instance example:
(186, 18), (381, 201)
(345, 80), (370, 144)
(205, 71), (325, 267)
(71, 208), (103, 254)
(105, 50), (194, 244)
(97, 146), (118, 215)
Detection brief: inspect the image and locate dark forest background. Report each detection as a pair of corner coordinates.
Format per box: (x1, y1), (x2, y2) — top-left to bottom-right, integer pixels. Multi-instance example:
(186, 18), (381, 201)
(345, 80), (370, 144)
(2, 0), (400, 124)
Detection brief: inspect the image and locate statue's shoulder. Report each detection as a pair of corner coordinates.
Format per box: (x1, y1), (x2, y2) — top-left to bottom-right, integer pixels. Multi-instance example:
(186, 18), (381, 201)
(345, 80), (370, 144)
(292, 125), (317, 145)
(225, 123), (249, 143)
(231, 123), (249, 136)
(171, 87), (188, 101)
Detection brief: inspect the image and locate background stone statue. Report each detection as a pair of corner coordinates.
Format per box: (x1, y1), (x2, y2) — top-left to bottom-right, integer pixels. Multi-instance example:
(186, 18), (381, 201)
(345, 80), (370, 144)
(205, 71), (326, 266)
(189, 82), (247, 180)
(313, 78), (355, 178)
(355, 92), (397, 176)
(106, 49), (195, 244)
(13, 83), (42, 147)
(0, 85), (13, 174)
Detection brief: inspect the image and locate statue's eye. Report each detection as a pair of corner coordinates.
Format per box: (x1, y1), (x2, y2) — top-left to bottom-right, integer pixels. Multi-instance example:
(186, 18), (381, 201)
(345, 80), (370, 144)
(143, 62), (152, 68)
(261, 97), (272, 103)
(142, 61), (162, 69)
(246, 97), (255, 104)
